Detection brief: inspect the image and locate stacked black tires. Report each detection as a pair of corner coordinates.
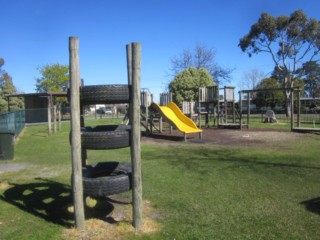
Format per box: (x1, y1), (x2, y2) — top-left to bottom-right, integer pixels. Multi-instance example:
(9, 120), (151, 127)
(75, 84), (132, 197)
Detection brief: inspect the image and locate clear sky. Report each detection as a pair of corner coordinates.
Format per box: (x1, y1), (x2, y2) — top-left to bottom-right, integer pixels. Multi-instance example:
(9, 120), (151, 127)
(1, 0), (319, 102)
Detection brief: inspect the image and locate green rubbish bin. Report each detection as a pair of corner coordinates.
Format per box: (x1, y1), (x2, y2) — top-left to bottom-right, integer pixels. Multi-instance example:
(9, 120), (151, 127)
(0, 130), (15, 160)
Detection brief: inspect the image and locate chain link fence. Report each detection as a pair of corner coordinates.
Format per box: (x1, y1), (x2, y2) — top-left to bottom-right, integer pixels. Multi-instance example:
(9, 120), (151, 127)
(0, 110), (25, 136)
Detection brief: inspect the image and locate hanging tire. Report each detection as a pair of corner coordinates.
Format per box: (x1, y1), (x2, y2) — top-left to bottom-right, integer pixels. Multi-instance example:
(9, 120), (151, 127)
(82, 161), (132, 197)
(81, 125), (131, 150)
(79, 85), (130, 105)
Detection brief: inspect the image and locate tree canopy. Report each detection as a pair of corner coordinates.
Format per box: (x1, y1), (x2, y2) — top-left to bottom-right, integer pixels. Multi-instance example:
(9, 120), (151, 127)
(253, 78), (285, 110)
(0, 58), (24, 113)
(239, 10), (319, 82)
(169, 67), (214, 106)
(170, 43), (233, 85)
(239, 10), (320, 116)
(297, 61), (320, 98)
(35, 64), (69, 92)
(239, 69), (265, 90)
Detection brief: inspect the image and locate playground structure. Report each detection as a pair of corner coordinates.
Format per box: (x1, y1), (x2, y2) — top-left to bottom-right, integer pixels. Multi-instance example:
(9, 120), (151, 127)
(197, 86), (219, 128)
(239, 87), (320, 131)
(139, 90), (203, 141)
(141, 86), (239, 139)
(180, 86), (242, 129)
(180, 86), (241, 129)
(217, 86), (243, 128)
(141, 85), (320, 133)
(69, 38), (142, 229)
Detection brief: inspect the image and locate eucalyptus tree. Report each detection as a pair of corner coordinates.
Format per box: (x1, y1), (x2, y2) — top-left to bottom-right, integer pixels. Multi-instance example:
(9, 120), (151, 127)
(297, 61), (320, 98)
(239, 10), (320, 116)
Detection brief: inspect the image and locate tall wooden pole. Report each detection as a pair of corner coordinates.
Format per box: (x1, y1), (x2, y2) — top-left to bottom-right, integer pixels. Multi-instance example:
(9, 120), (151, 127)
(129, 42), (143, 229)
(69, 36), (85, 229)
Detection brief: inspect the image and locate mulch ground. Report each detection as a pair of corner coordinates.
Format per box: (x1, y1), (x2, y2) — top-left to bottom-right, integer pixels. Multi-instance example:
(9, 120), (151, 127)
(141, 128), (310, 147)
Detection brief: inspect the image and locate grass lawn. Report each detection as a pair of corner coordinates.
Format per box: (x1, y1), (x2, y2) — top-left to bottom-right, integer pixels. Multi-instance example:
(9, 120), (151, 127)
(0, 120), (320, 239)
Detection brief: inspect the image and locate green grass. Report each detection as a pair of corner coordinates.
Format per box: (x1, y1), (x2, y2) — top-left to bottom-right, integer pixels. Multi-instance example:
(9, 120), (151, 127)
(0, 120), (320, 239)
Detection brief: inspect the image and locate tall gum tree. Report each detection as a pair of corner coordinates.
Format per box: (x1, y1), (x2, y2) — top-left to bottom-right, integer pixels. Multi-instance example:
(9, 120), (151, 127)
(239, 10), (320, 116)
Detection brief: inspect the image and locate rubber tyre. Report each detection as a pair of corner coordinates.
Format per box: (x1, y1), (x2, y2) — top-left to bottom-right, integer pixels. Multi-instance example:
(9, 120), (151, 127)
(81, 125), (131, 150)
(82, 161), (132, 197)
(79, 85), (130, 105)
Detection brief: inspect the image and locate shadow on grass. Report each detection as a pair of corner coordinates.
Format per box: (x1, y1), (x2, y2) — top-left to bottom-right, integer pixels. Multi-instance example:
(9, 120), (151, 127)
(0, 178), (115, 227)
(142, 131), (185, 142)
(301, 197), (320, 215)
(148, 147), (320, 174)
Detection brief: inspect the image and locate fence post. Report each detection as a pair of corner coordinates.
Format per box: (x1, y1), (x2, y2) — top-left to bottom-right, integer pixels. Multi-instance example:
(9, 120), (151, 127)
(53, 105), (57, 133)
(58, 103), (61, 131)
(47, 97), (51, 136)
(297, 88), (301, 128)
(291, 89), (294, 130)
(239, 91), (242, 129)
(247, 92), (250, 129)
(69, 36), (85, 230)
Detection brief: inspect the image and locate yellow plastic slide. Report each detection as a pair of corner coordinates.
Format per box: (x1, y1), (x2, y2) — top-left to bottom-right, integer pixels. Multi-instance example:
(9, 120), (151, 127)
(150, 102), (202, 134)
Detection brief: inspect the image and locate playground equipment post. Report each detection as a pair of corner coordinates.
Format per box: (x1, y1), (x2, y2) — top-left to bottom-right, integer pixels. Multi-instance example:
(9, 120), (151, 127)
(69, 36), (85, 229)
(127, 42), (143, 229)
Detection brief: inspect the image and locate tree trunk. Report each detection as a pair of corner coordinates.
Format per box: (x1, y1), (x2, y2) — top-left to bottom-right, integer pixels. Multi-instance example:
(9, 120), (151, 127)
(285, 92), (291, 117)
(284, 76), (292, 118)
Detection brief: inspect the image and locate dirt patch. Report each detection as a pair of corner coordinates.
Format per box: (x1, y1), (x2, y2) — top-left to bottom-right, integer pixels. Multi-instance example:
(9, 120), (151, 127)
(142, 128), (309, 147)
(62, 197), (162, 240)
(0, 181), (12, 190)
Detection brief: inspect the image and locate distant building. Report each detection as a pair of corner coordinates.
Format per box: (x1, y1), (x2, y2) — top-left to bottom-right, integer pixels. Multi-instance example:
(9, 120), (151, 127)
(6, 92), (67, 123)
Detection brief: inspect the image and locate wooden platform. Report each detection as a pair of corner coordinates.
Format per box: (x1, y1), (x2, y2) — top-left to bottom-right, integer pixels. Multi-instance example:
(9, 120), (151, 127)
(292, 127), (320, 132)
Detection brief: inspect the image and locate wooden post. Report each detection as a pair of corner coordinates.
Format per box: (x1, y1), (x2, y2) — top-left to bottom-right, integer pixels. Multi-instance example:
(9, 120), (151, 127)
(198, 88), (202, 128)
(53, 105), (57, 133)
(297, 88), (301, 128)
(159, 116), (163, 133)
(232, 88), (235, 124)
(247, 92), (250, 129)
(291, 89), (294, 130)
(129, 42), (143, 229)
(69, 36), (85, 229)
(239, 91), (242, 129)
(47, 97), (52, 136)
(224, 87), (227, 123)
(58, 103), (61, 131)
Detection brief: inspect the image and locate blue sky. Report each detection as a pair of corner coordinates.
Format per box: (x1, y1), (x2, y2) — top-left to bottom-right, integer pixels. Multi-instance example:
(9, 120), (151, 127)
(1, 0), (319, 102)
